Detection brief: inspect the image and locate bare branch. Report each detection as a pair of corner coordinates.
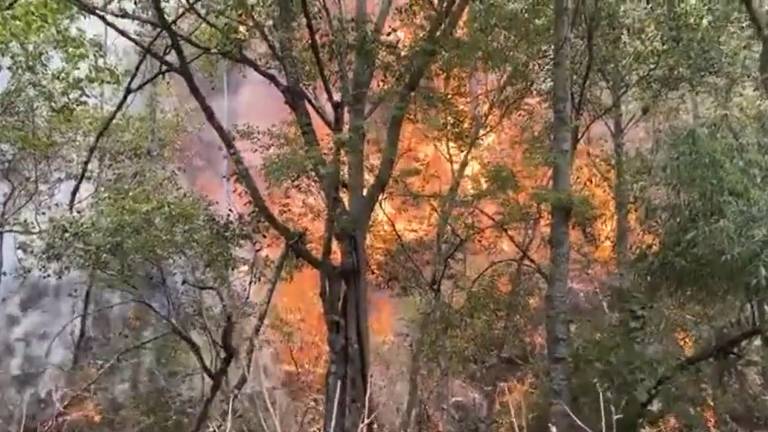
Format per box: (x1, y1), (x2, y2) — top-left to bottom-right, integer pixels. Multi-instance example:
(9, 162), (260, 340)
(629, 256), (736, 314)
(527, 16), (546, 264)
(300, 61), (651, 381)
(233, 242), (290, 394)
(68, 0), (178, 71)
(44, 300), (138, 359)
(365, 0), (471, 214)
(38, 332), (171, 430)
(134, 298), (215, 378)
(256, 352), (284, 432)
(428, 97), (485, 293)
(188, 282), (236, 432)
(639, 326), (764, 414)
(67, 332), (170, 401)
(68, 47), (171, 212)
(474, 207), (550, 283)
(70, 276), (93, 369)
(191, 321), (235, 432)
(377, 200), (429, 287)
(559, 400), (595, 432)
(148, 0), (324, 269)
(572, 0), (599, 120)
(301, 0), (335, 106)
(320, 0), (351, 107)
(470, 258), (538, 291)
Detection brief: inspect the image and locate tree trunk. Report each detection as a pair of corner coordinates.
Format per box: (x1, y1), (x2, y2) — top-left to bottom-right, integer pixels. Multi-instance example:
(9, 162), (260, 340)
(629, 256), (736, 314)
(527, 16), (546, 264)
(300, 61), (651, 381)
(546, 0), (573, 431)
(610, 74), (629, 281)
(322, 234), (371, 432)
(742, 0), (768, 95)
(399, 331), (422, 432)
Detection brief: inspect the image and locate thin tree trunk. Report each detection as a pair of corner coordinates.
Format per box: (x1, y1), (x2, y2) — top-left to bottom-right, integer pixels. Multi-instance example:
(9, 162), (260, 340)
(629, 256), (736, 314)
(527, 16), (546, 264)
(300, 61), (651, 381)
(610, 72), (629, 283)
(546, 0), (574, 430)
(608, 72), (647, 432)
(399, 332), (422, 432)
(71, 277), (93, 369)
(742, 0), (768, 95)
(323, 272), (349, 432)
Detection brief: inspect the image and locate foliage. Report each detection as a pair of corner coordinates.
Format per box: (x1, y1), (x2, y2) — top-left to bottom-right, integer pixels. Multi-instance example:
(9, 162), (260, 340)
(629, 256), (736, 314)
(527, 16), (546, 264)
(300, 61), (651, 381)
(7, 0), (768, 431)
(0, 0), (119, 151)
(43, 170), (244, 285)
(640, 113), (768, 299)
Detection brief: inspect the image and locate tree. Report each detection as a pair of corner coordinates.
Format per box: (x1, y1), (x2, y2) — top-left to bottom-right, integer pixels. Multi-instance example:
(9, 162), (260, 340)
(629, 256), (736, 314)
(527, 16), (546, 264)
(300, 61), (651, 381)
(546, 0), (573, 430)
(45, 163), (255, 431)
(10, 1), (768, 430)
(0, 0), (119, 276)
(66, 0), (470, 430)
(550, 4), (767, 428)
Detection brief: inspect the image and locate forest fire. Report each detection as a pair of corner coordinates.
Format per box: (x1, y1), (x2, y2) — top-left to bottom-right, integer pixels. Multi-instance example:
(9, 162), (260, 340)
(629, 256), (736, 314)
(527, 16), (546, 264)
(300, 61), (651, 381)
(178, 61), (630, 388)
(1, 1), (759, 431)
(169, 3), (667, 429)
(267, 267), (397, 385)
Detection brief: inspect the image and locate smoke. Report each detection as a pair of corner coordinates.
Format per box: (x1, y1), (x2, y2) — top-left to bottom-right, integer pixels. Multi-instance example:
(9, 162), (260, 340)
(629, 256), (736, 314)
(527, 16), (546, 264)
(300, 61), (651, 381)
(178, 65), (288, 217)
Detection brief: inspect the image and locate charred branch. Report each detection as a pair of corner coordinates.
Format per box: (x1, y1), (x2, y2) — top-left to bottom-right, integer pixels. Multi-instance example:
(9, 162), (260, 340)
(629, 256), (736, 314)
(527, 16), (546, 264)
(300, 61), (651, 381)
(70, 277), (93, 369)
(639, 326), (764, 415)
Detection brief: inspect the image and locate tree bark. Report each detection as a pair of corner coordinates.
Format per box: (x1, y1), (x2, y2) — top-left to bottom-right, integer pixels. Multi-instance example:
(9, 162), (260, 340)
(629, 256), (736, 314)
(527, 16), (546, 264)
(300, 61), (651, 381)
(610, 74), (629, 280)
(399, 330), (422, 432)
(742, 0), (768, 96)
(546, 0), (574, 431)
(322, 233), (371, 432)
(75, 3), (469, 431)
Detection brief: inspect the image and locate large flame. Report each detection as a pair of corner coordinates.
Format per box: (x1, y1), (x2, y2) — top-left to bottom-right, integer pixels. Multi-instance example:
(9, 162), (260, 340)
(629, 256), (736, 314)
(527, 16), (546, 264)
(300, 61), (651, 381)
(173, 6), (656, 424)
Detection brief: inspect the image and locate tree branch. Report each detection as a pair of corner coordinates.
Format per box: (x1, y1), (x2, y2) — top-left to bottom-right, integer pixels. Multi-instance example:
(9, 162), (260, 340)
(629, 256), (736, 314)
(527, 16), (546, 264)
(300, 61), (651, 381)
(149, 0), (324, 269)
(68, 0), (179, 72)
(63, 332), (171, 407)
(300, 0), (335, 106)
(233, 242), (290, 395)
(44, 300), (138, 359)
(473, 206), (550, 283)
(133, 298), (215, 378)
(70, 276), (93, 369)
(572, 0), (597, 120)
(68, 44), (171, 212)
(639, 326), (763, 414)
(377, 200), (429, 287)
(320, 0), (351, 107)
(191, 294), (236, 432)
(364, 0), (470, 215)
(742, 0), (768, 95)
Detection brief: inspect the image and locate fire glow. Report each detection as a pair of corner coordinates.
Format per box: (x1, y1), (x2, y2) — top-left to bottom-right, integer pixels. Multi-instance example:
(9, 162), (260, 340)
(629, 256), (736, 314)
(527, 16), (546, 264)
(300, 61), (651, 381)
(179, 67), (631, 385)
(174, 7), (646, 414)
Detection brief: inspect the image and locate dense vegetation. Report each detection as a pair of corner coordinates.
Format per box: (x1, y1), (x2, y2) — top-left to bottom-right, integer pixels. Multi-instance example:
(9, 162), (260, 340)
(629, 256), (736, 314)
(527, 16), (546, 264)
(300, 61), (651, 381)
(2, 1), (768, 431)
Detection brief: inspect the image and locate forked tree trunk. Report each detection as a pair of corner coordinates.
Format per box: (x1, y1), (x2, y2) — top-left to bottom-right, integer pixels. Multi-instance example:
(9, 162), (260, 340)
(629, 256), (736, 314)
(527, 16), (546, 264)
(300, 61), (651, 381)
(546, 0), (574, 430)
(322, 233), (371, 432)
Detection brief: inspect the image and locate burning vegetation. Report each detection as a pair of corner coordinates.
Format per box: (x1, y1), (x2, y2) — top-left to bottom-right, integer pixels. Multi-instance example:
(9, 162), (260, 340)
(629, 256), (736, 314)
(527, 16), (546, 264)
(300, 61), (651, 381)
(4, 1), (768, 432)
